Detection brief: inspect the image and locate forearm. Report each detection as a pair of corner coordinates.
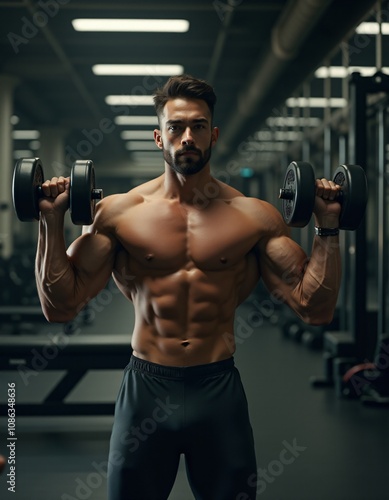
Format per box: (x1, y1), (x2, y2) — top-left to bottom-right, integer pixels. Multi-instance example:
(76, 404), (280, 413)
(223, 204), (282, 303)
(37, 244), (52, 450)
(290, 203), (342, 323)
(261, 180), (342, 325)
(296, 232), (341, 324)
(35, 216), (83, 322)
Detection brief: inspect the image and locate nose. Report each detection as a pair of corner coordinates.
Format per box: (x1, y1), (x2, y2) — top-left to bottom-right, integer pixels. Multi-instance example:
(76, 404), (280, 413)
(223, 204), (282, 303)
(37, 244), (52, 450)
(181, 127), (194, 145)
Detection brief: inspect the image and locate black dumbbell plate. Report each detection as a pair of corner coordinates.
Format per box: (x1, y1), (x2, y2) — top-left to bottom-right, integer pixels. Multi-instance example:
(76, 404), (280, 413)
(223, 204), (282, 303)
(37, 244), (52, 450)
(333, 164), (368, 230)
(12, 158), (43, 221)
(70, 160), (96, 225)
(279, 161), (316, 227)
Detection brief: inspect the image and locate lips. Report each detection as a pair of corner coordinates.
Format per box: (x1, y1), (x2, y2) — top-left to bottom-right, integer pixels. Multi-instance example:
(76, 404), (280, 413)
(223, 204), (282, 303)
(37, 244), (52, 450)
(179, 149), (199, 156)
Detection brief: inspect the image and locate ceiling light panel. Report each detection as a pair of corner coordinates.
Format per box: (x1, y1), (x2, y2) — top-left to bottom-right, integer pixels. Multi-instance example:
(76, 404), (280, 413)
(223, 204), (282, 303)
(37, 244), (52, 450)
(72, 19), (190, 33)
(121, 131), (154, 140)
(266, 117), (322, 127)
(315, 66), (389, 78)
(286, 97), (347, 108)
(126, 141), (158, 151)
(356, 22), (389, 35)
(105, 95), (154, 106)
(93, 64), (184, 76)
(12, 130), (40, 140)
(115, 116), (159, 126)
(14, 150), (34, 158)
(131, 152), (161, 159)
(255, 130), (304, 141)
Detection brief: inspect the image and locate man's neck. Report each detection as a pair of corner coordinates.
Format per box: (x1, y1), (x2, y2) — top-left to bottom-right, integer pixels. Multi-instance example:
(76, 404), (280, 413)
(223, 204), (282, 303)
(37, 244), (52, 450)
(162, 164), (217, 205)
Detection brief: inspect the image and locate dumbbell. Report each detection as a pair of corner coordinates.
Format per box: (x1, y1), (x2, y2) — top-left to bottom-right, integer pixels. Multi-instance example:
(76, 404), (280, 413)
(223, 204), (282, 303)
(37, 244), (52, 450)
(12, 158), (103, 225)
(278, 161), (368, 230)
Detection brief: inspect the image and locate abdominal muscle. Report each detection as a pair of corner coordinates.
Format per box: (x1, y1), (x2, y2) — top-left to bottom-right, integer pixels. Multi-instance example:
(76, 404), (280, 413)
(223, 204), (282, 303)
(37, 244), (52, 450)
(114, 258), (249, 366)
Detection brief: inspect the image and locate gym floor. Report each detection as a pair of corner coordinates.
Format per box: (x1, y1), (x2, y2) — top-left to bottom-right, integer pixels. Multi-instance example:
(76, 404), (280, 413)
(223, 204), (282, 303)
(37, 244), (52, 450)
(1, 288), (388, 500)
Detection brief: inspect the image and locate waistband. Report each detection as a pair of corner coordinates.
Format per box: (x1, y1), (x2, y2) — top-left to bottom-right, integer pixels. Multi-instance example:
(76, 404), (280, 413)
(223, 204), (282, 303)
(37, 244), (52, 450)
(127, 354), (235, 379)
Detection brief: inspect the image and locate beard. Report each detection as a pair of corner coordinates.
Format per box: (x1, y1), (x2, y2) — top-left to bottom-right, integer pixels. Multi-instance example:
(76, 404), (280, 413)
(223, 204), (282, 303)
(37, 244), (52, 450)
(163, 141), (212, 176)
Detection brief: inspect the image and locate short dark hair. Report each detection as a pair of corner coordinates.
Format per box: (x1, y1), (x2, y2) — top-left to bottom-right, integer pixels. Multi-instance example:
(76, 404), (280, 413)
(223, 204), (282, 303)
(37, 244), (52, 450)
(153, 74), (217, 122)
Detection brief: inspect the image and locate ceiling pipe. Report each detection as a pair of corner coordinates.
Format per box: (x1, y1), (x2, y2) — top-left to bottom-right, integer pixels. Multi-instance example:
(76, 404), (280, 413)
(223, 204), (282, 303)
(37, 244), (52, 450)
(216, 0), (334, 158)
(206, 8), (235, 84)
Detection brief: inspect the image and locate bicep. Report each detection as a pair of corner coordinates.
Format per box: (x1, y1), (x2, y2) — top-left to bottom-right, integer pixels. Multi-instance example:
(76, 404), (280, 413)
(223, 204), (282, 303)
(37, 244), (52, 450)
(66, 230), (117, 299)
(258, 233), (308, 304)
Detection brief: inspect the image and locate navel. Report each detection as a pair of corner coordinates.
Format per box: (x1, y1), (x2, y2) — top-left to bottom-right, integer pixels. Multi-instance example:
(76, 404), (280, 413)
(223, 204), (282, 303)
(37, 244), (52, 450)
(145, 253), (154, 261)
(220, 257), (227, 264)
(181, 341), (190, 347)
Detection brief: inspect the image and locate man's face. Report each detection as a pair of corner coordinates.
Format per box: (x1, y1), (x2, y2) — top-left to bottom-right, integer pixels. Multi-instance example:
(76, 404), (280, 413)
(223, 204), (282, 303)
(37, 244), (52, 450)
(154, 98), (219, 176)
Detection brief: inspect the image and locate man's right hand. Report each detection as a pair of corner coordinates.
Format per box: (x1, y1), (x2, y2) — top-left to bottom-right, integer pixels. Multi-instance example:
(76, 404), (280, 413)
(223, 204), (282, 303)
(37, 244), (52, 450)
(39, 176), (70, 217)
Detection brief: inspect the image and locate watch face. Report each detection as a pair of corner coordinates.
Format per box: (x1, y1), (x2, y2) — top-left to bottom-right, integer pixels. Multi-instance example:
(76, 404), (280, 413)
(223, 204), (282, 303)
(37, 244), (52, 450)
(315, 227), (339, 236)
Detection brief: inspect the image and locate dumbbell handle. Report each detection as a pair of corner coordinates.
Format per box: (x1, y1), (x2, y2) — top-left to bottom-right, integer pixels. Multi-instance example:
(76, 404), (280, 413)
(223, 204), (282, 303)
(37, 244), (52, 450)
(91, 188), (103, 200)
(279, 188), (293, 200)
(279, 187), (344, 201)
(36, 185), (103, 201)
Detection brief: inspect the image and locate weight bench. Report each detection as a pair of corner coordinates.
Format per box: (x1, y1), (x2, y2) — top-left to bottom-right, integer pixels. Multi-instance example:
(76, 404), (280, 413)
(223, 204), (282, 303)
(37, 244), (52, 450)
(0, 306), (47, 334)
(0, 334), (132, 416)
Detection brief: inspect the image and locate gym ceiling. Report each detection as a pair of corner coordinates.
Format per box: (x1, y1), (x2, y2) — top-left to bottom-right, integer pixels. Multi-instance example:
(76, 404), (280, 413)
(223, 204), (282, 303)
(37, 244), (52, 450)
(0, 0), (381, 183)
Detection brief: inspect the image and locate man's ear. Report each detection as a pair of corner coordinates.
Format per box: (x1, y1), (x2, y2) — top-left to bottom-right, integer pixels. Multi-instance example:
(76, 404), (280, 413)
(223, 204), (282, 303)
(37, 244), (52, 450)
(211, 126), (219, 147)
(154, 129), (163, 149)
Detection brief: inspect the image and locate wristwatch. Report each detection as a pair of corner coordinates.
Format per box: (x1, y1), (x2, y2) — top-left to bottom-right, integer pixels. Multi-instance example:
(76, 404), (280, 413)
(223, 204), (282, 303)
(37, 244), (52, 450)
(314, 226), (339, 237)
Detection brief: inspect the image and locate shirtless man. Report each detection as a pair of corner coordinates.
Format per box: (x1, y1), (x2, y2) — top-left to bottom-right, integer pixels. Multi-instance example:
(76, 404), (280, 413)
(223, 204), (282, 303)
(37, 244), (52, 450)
(36, 74), (341, 499)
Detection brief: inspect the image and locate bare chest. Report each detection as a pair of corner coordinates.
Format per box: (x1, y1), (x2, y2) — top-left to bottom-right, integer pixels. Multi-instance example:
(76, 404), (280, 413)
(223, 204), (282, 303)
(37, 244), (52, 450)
(114, 199), (259, 271)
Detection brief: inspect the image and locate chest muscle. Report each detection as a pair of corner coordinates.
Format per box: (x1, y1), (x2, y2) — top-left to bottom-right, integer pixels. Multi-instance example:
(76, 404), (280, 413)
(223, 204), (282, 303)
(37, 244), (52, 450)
(115, 199), (259, 271)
